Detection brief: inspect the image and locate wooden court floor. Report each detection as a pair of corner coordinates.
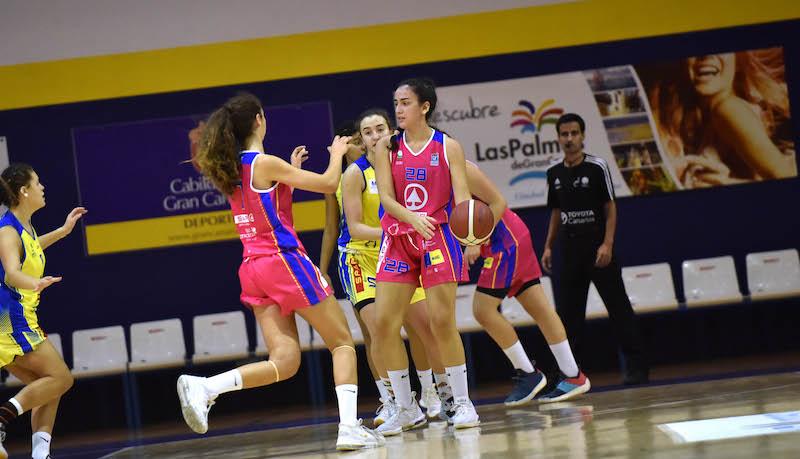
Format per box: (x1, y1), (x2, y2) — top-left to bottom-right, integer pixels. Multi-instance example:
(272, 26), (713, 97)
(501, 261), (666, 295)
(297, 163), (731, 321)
(99, 372), (800, 459)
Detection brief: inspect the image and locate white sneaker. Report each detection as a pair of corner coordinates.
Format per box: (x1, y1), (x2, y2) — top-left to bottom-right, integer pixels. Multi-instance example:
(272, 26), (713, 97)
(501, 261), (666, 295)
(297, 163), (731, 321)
(177, 375), (215, 434)
(336, 419), (386, 450)
(420, 385), (442, 419)
(0, 427), (7, 459)
(436, 382), (454, 423)
(375, 395), (426, 436)
(451, 400), (480, 429)
(373, 397), (396, 427)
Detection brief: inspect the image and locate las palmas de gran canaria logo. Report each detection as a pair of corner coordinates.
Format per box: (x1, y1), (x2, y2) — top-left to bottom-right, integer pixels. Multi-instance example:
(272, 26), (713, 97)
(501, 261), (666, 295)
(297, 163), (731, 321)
(507, 99), (564, 186)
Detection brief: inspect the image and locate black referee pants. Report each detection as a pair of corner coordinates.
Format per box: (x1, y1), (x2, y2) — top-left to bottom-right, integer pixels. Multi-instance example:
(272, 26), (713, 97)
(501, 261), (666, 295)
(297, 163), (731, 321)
(556, 235), (648, 375)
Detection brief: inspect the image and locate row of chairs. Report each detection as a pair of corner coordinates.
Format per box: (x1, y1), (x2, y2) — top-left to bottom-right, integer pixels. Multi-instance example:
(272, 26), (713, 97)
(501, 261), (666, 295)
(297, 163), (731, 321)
(5, 249), (796, 386)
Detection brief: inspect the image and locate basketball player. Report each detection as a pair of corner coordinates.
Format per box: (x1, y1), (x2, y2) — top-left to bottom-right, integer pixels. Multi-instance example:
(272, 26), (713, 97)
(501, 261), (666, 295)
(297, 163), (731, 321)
(176, 93), (383, 451)
(0, 163), (86, 459)
(372, 78), (479, 434)
(336, 108), (446, 425)
(463, 161), (590, 404)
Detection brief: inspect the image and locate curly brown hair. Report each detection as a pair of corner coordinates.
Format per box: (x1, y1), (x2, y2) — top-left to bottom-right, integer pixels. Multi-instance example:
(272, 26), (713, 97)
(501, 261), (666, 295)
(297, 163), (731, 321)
(194, 93), (263, 195)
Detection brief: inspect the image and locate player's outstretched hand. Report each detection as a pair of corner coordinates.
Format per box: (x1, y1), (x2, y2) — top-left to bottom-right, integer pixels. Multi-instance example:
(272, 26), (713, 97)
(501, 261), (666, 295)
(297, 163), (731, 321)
(34, 276), (62, 293)
(62, 207), (87, 235)
(290, 146), (309, 169)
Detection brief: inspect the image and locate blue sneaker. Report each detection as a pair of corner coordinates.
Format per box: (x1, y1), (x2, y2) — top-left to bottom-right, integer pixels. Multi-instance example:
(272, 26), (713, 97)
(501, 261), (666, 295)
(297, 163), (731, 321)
(538, 371), (590, 403)
(504, 369), (547, 407)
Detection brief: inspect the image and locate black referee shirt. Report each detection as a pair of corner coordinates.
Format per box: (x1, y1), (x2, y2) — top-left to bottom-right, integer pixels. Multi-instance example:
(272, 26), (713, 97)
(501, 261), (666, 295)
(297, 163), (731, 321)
(546, 153), (615, 237)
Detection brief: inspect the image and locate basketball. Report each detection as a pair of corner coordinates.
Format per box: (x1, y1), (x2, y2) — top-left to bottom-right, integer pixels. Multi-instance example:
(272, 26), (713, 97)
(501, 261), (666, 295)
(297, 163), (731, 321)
(449, 199), (494, 245)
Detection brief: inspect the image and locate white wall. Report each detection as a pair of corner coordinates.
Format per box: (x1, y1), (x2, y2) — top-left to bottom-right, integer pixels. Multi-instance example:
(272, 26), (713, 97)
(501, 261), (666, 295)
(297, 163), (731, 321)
(0, 0), (568, 65)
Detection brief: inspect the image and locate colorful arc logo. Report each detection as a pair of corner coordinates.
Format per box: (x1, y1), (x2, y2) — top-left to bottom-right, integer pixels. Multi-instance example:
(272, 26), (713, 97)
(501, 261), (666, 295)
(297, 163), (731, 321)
(510, 99), (564, 134)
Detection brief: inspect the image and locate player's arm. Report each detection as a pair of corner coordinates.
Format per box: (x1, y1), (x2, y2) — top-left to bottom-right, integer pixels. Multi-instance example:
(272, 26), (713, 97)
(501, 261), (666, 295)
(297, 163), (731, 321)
(39, 207), (87, 250)
(374, 136), (435, 239)
(465, 161), (507, 225)
(445, 137), (471, 206)
(253, 136), (350, 194)
(342, 164), (382, 241)
(318, 193), (340, 284)
(0, 227), (60, 292)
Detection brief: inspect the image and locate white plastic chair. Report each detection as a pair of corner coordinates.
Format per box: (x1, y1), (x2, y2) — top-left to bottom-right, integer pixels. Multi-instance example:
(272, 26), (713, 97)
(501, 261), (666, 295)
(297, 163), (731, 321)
(338, 299), (364, 345)
(501, 276), (556, 327)
(586, 282), (608, 319)
(129, 319), (186, 371)
(72, 326), (128, 378)
(682, 256), (743, 307)
(255, 319), (268, 356)
(746, 249), (800, 300)
(192, 311), (249, 364)
(5, 333), (63, 387)
(294, 312), (325, 351)
(622, 263), (679, 313)
(455, 284), (482, 332)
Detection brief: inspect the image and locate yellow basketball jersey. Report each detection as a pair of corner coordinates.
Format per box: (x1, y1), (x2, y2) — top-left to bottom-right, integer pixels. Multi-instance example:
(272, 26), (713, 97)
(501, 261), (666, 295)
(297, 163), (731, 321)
(337, 155), (382, 254)
(0, 211), (45, 335)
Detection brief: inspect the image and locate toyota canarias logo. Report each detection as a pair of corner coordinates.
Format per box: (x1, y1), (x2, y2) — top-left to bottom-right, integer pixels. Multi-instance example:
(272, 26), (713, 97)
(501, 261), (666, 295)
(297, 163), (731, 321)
(510, 99), (564, 134)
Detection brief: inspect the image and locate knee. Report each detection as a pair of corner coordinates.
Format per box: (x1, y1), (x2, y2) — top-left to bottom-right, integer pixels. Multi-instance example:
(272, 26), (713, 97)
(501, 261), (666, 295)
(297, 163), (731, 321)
(375, 313), (402, 338)
(472, 303), (495, 325)
(271, 346), (302, 380)
(58, 371), (74, 394)
(428, 307), (455, 332)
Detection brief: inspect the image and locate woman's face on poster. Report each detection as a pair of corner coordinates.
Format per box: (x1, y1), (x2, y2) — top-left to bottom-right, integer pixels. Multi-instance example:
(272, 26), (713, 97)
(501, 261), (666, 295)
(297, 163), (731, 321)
(687, 53), (736, 97)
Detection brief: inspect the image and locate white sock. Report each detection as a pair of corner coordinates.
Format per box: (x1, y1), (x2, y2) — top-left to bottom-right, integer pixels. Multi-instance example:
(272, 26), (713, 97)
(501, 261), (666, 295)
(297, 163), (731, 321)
(502, 341), (535, 373)
(204, 369), (243, 397)
(335, 384), (359, 426)
(549, 339), (579, 377)
(445, 364), (470, 404)
(32, 431), (51, 459)
(8, 397), (23, 415)
(381, 377), (394, 399)
(417, 369), (433, 391)
(376, 380), (389, 401)
(387, 369), (413, 408)
(434, 373), (448, 386)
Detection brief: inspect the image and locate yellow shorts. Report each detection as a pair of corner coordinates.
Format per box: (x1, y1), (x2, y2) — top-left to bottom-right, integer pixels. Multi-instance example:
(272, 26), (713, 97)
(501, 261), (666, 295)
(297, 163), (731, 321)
(0, 326), (46, 368)
(338, 249), (424, 311)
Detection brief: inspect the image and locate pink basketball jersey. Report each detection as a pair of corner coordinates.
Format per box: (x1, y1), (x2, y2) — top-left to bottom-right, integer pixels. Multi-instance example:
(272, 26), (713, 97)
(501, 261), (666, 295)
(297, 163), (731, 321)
(381, 130), (453, 236)
(228, 151), (304, 258)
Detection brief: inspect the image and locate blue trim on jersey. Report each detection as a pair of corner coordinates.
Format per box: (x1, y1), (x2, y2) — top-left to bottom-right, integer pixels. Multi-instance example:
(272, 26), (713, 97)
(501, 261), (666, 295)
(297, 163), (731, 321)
(503, 246), (517, 289)
(259, 190), (299, 251)
(240, 151), (259, 165)
(283, 251), (321, 305)
(9, 299), (33, 352)
(432, 130), (444, 145)
(355, 155), (371, 172)
(0, 212), (27, 265)
(338, 251), (352, 301)
(337, 212), (352, 249)
(490, 221), (511, 253)
(441, 224), (463, 277)
(337, 155), (371, 249)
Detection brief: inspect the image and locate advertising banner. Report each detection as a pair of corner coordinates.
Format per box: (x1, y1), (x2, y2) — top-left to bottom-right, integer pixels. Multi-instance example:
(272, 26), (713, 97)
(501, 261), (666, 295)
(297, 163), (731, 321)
(73, 101), (333, 255)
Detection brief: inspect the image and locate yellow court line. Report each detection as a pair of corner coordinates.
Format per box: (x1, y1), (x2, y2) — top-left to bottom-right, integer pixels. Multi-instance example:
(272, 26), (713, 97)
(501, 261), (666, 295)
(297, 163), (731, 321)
(1, 0), (798, 111)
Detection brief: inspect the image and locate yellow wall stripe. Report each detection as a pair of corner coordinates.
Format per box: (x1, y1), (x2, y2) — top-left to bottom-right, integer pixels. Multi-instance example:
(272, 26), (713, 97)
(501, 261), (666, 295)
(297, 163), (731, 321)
(85, 199), (325, 255)
(1, 0), (799, 111)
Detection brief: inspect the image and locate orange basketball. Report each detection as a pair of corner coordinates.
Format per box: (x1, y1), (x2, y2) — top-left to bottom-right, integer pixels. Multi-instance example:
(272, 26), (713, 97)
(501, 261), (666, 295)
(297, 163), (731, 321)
(449, 199), (494, 246)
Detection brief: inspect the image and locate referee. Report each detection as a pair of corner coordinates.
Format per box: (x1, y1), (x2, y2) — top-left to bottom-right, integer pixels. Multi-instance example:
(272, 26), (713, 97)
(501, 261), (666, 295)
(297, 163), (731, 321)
(541, 113), (649, 385)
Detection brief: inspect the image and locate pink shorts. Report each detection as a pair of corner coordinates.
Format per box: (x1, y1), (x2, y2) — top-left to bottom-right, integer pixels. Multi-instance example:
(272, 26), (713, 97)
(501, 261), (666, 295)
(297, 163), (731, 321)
(376, 224), (463, 288)
(477, 224), (542, 298)
(239, 250), (333, 315)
